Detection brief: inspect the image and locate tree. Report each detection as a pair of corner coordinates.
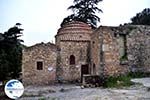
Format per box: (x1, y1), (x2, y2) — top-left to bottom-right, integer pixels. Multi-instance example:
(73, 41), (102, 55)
(0, 23), (23, 82)
(61, 0), (102, 28)
(131, 8), (150, 25)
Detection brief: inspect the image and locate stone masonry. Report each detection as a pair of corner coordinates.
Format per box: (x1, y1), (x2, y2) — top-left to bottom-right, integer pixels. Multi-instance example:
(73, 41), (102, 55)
(91, 26), (128, 77)
(126, 25), (150, 72)
(55, 21), (92, 82)
(22, 21), (150, 85)
(22, 42), (57, 85)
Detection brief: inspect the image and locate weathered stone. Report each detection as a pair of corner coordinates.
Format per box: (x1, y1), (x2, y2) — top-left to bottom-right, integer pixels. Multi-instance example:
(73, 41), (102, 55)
(22, 42), (57, 85)
(22, 21), (150, 85)
(126, 25), (150, 72)
(56, 21), (92, 82)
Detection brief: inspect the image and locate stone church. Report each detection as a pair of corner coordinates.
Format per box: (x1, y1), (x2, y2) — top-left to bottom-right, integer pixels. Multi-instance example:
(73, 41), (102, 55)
(22, 21), (150, 85)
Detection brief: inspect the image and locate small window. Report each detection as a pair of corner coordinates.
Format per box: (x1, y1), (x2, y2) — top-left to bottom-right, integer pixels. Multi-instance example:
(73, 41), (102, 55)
(70, 55), (75, 65)
(36, 61), (43, 70)
(93, 41), (95, 44)
(92, 41), (95, 47)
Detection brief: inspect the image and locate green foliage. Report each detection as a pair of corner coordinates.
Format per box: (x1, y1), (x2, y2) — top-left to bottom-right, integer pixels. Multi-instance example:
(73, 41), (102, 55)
(61, 0), (102, 28)
(104, 75), (133, 88)
(120, 54), (128, 62)
(128, 71), (150, 78)
(0, 50), (9, 81)
(131, 8), (150, 25)
(0, 23), (23, 82)
(38, 97), (46, 100)
(104, 71), (150, 88)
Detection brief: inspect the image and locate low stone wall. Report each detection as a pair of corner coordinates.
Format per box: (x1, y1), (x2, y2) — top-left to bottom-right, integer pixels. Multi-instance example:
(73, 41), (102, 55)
(82, 75), (104, 87)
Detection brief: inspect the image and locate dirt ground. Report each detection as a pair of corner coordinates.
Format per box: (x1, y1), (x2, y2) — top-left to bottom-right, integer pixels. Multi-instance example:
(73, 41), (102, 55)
(1, 78), (150, 100)
(18, 84), (150, 100)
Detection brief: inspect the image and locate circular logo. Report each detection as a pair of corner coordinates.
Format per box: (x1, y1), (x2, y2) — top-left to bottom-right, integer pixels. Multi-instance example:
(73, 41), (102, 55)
(4, 79), (24, 99)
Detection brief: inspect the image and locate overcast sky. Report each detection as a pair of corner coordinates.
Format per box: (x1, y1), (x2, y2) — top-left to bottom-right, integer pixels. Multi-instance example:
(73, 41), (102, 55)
(0, 0), (149, 46)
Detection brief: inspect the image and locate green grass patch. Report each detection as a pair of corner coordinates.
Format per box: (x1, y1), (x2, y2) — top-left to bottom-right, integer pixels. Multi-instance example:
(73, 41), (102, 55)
(103, 75), (133, 88)
(38, 97), (46, 100)
(128, 71), (150, 78)
(103, 71), (150, 88)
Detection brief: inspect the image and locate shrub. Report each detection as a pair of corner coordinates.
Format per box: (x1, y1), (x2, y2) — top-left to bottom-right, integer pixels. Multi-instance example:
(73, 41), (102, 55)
(103, 75), (133, 88)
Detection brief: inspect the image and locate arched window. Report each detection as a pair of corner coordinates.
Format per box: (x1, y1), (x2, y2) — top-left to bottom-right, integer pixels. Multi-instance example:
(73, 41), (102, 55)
(70, 55), (75, 65)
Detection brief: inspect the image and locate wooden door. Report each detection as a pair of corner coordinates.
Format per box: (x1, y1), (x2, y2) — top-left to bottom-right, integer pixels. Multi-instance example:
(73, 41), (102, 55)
(81, 64), (89, 82)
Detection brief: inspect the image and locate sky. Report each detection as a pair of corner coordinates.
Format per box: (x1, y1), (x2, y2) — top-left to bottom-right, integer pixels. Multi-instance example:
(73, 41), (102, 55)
(0, 0), (149, 46)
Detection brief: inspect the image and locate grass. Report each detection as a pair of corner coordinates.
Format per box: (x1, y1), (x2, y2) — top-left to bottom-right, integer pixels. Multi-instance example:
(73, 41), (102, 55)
(38, 97), (46, 100)
(128, 71), (150, 78)
(103, 71), (150, 88)
(104, 75), (133, 88)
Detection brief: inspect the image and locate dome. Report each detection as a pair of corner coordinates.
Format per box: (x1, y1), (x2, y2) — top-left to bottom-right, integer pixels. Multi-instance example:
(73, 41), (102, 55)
(57, 21), (92, 35)
(56, 21), (92, 42)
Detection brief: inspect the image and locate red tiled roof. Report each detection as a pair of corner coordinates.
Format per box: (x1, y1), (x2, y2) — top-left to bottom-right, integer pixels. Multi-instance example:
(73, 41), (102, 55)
(57, 21), (92, 35)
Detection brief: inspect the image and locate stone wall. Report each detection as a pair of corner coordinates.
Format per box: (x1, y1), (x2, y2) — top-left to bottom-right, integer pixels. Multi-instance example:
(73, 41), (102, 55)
(91, 25), (150, 76)
(55, 21), (92, 82)
(22, 20), (150, 85)
(127, 25), (150, 72)
(58, 41), (90, 82)
(91, 26), (128, 77)
(22, 42), (57, 85)
(91, 28), (101, 75)
(102, 27), (127, 76)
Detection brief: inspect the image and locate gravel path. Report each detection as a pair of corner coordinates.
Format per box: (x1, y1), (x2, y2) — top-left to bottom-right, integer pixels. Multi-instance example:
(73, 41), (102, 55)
(19, 84), (150, 100)
(131, 77), (150, 88)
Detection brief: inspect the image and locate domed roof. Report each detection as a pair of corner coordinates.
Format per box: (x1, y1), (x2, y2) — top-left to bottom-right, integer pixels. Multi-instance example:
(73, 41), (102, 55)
(57, 21), (92, 35)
